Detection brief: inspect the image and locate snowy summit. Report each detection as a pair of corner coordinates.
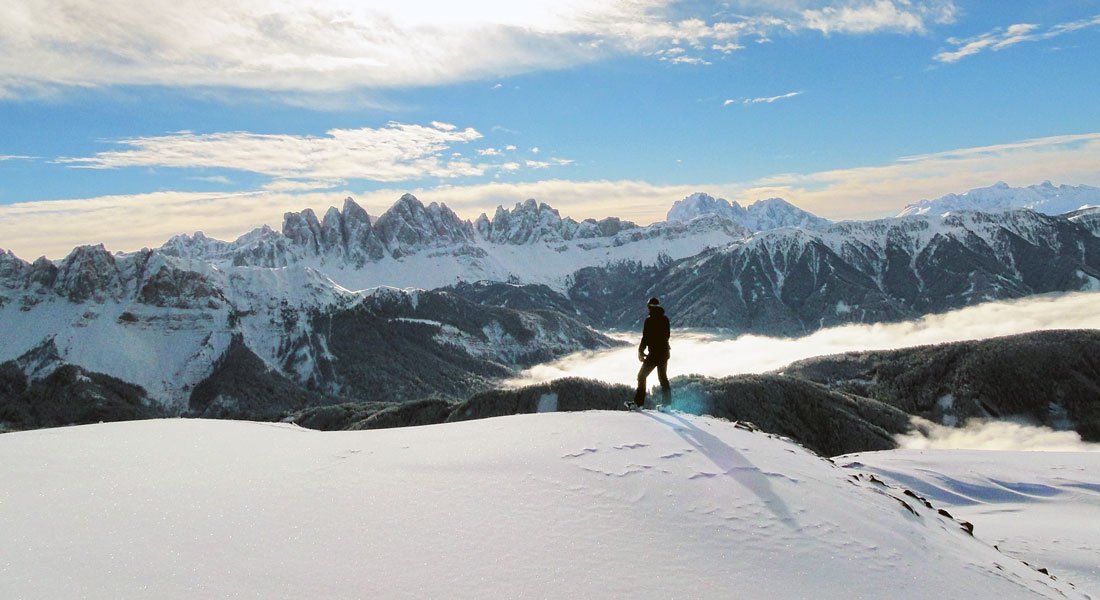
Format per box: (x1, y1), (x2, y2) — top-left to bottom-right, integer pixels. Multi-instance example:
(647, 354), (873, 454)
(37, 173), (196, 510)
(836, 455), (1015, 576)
(666, 192), (831, 231)
(0, 412), (1092, 599)
(897, 181), (1100, 217)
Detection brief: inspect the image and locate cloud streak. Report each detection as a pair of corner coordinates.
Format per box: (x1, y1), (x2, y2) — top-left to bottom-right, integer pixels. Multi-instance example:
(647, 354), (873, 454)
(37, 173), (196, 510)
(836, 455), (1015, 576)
(935, 14), (1100, 63)
(508, 291), (1100, 387)
(57, 122), (495, 183)
(0, 1), (957, 97)
(726, 91), (803, 106)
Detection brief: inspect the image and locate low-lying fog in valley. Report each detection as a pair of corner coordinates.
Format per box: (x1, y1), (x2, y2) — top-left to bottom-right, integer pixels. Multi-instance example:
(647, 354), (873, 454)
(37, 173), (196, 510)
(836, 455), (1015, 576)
(512, 291), (1100, 452)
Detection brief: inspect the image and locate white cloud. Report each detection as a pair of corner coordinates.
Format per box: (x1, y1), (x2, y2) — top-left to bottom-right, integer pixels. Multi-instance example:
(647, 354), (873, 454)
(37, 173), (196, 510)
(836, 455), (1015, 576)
(935, 14), (1100, 63)
(58, 122), (490, 182)
(478, 148), (503, 156)
(504, 145), (518, 151)
(711, 42), (745, 53)
(530, 147), (540, 154)
(189, 175), (234, 185)
(508, 291), (1100, 387)
(734, 91), (803, 105)
(0, 1), (959, 96)
(262, 179), (344, 192)
(896, 418), (1100, 452)
(802, 0), (929, 35)
(661, 55), (712, 65)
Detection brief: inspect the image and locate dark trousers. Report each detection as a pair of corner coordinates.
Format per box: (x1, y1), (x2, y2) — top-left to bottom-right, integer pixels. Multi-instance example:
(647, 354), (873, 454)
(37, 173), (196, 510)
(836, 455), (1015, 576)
(634, 354), (671, 406)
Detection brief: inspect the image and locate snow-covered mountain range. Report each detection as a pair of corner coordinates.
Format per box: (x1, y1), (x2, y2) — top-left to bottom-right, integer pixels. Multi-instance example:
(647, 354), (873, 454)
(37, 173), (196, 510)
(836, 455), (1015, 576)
(2, 183), (1099, 425)
(898, 181), (1100, 217)
(0, 243), (616, 416)
(161, 194), (749, 291)
(566, 208), (1100, 331)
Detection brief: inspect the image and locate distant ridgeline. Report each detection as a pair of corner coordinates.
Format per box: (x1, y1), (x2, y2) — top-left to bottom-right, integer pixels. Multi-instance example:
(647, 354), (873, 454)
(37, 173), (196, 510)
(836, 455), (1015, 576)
(1, 183), (1099, 451)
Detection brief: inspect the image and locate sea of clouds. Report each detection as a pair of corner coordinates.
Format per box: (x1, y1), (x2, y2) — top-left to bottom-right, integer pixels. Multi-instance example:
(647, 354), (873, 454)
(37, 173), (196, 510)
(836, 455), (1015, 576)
(511, 291), (1100, 451)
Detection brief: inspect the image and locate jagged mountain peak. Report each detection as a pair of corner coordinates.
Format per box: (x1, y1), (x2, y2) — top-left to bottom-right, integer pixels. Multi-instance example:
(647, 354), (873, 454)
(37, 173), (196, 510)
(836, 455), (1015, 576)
(373, 193), (473, 257)
(667, 192), (739, 222)
(0, 248), (30, 279)
(668, 192), (828, 232)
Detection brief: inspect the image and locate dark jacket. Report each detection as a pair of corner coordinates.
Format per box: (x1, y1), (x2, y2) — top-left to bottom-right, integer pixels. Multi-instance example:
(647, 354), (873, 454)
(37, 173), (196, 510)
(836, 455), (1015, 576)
(639, 306), (670, 358)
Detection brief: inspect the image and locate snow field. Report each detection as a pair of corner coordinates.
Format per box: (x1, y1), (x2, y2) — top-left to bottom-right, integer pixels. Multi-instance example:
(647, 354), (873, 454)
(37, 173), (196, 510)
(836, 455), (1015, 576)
(0, 412), (1088, 599)
(841, 449), (1100, 595)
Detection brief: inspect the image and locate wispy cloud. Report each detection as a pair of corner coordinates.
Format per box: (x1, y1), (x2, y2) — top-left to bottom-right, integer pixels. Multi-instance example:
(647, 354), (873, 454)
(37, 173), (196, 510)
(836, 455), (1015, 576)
(262, 179), (343, 192)
(711, 42), (744, 54)
(0, 1), (958, 97)
(57, 122), (505, 182)
(189, 175), (233, 185)
(935, 14), (1100, 63)
(726, 91), (803, 106)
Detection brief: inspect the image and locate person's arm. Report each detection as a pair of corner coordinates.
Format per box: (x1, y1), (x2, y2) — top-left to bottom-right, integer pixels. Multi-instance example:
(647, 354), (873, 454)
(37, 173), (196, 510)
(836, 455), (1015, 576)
(638, 317), (650, 360)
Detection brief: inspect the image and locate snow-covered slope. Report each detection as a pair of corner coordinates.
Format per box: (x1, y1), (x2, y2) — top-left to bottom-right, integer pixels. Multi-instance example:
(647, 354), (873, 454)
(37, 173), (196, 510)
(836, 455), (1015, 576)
(0, 412), (1086, 599)
(898, 181), (1100, 217)
(667, 192), (831, 231)
(842, 449), (1100, 595)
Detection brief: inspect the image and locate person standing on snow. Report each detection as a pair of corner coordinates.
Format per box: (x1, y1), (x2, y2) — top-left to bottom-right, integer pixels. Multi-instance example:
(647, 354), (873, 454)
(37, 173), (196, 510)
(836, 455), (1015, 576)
(629, 297), (671, 410)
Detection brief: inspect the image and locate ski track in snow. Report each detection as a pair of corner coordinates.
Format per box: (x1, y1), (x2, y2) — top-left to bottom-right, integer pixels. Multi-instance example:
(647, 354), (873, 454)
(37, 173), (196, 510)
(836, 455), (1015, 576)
(0, 412), (1092, 599)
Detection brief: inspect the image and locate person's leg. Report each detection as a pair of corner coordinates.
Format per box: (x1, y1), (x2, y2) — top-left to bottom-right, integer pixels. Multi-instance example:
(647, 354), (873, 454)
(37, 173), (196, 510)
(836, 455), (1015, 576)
(657, 358), (671, 405)
(635, 360), (657, 406)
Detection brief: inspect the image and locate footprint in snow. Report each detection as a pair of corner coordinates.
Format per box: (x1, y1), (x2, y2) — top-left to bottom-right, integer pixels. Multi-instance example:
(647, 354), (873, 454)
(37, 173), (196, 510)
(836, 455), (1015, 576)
(614, 442), (649, 450)
(561, 448), (598, 459)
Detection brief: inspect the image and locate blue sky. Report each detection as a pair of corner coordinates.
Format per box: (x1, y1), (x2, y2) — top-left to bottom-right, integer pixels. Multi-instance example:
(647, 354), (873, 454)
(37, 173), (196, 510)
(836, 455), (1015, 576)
(1, 0), (1099, 258)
